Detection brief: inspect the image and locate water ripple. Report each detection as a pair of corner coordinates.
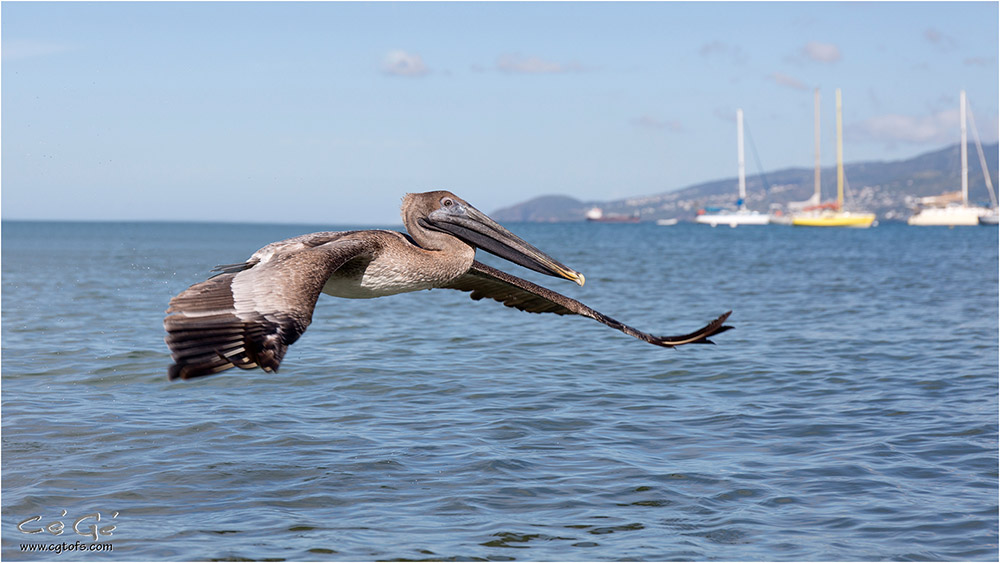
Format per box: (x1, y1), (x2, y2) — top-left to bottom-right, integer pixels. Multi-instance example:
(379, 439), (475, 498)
(2, 221), (997, 561)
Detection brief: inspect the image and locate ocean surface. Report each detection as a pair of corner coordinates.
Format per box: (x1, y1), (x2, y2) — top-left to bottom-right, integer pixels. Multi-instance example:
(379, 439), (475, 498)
(1, 219), (997, 561)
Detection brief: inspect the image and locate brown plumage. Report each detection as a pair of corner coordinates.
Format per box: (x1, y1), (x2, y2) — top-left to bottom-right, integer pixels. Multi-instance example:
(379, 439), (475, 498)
(164, 191), (732, 380)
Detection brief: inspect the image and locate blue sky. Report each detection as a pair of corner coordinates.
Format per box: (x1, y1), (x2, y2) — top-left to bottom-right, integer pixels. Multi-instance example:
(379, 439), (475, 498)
(3, 1), (998, 224)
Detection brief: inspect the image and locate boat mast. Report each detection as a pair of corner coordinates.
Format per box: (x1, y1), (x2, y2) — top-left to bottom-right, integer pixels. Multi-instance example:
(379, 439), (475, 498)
(814, 88), (821, 204)
(836, 88), (844, 210)
(737, 108), (746, 209)
(966, 98), (999, 208)
(960, 90), (968, 206)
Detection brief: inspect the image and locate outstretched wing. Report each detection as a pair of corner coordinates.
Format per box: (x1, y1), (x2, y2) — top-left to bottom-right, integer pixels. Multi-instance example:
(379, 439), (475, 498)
(164, 237), (375, 380)
(442, 261), (732, 347)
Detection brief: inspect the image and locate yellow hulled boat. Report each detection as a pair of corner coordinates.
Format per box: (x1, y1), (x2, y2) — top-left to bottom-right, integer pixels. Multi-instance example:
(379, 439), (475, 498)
(792, 88), (876, 228)
(792, 210), (877, 228)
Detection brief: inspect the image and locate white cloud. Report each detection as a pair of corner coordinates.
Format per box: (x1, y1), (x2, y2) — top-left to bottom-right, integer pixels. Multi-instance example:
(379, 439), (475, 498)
(699, 40), (747, 64)
(801, 41), (841, 63)
(964, 56), (996, 68)
(631, 115), (684, 132)
(496, 54), (581, 74)
(767, 72), (808, 91)
(1, 39), (74, 61)
(924, 28), (957, 51)
(854, 109), (959, 145)
(382, 50), (429, 77)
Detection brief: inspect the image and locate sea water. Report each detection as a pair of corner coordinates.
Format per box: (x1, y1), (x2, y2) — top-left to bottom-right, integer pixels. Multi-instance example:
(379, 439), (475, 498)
(2, 220), (997, 560)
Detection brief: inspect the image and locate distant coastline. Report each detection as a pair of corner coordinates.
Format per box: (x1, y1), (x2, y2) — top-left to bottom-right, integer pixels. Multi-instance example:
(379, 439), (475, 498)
(491, 142), (999, 223)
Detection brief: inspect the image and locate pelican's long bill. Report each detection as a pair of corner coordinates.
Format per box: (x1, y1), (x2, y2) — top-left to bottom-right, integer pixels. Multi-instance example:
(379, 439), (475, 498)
(420, 200), (586, 286)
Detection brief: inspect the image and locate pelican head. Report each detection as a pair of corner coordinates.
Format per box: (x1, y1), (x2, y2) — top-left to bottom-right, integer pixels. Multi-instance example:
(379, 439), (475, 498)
(403, 191), (585, 286)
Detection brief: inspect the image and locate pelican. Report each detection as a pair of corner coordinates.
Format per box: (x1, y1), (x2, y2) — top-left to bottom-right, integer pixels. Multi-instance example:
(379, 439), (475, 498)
(164, 191), (732, 380)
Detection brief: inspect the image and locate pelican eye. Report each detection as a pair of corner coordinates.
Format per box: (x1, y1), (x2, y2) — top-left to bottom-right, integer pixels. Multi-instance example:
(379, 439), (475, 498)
(441, 198), (455, 208)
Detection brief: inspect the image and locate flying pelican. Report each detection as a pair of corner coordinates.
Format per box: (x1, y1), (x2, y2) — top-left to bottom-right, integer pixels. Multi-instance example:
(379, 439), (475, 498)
(164, 191), (732, 380)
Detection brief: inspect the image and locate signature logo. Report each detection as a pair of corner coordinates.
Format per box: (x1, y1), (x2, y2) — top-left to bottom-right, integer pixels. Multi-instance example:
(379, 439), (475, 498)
(17, 510), (118, 541)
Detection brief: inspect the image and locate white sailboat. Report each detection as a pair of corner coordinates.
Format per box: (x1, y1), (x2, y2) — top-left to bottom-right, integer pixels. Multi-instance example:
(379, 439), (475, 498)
(697, 108), (770, 227)
(908, 91), (993, 226)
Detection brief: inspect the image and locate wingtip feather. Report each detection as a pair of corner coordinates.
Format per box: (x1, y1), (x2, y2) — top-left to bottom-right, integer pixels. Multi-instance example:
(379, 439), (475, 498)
(654, 310), (734, 347)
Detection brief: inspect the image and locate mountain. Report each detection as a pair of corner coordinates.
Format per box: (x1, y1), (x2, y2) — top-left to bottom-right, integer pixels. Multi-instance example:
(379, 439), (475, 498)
(490, 143), (999, 223)
(488, 195), (592, 222)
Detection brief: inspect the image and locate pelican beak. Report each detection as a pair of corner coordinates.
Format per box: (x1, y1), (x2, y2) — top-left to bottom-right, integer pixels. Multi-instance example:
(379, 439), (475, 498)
(423, 202), (585, 286)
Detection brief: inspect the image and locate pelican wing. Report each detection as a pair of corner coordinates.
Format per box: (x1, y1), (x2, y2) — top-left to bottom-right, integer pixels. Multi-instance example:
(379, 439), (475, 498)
(443, 261), (733, 348)
(164, 236), (376, 380)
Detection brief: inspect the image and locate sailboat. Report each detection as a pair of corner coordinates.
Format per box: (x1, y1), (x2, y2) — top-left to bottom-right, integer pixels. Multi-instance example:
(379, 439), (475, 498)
(774, 89), (824, 225)
(696, 109), (770, 227)
(908, 91), (994, 226)
(971, 98), (999, 225)
(792, 89), (876, 228)
(772, 89), (823, 226)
